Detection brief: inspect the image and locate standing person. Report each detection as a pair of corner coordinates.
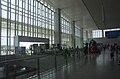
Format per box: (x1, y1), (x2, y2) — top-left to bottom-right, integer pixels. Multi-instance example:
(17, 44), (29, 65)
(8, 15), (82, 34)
(118, 46), (120, 64)
(115, 45), (118, 61)
(110, 45), (114, 60)
(76, 46), (80, 58)
(76, 46), (79, 55)
(108, 44), (110, 49)
(103, 44), (106, 51)
(84, 43), (88, 56)
(62, 48), (70, 65)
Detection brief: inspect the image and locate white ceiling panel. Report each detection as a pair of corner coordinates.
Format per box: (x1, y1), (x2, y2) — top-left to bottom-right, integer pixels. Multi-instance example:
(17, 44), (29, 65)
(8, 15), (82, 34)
(82, 0), (120, 29)
(47, 0), (120, 30)
(46, 0), (98, 30)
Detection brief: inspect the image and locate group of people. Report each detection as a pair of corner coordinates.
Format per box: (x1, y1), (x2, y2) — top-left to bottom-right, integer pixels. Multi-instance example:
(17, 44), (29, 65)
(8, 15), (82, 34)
(103, 43), (120, 64)
(84, 39), (100, 55)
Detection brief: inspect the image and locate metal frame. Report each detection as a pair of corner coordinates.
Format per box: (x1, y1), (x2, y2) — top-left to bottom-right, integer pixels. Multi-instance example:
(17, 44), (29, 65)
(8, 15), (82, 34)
(36, 2), (39, 37)
(0, 0), (55, 55)
(0, 0), (1, 55)
(6, 0), (9, 55)
(0, 48), (82, 79)
(35, 0), (37, 37)
(21, 0), (23, 36)
(27, 0), (29, 36)
(17, 0), (19, 35)
(9, 0), (12, 54)
(32, 0), (34, 37)
(61, 16), (71, 46)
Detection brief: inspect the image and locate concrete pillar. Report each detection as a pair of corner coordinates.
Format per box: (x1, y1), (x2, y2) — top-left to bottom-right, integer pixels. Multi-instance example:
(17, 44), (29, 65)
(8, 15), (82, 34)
(85, 30), (88, 43)
(88, 30), (93, 44)
(14, 36), (20, 47)
(54, 8), (61, 46)
(88, 30), (92, 39)
(102, 30), (104, 37)
(80, 28), (84, 48)
(86, 30), (88, 40)
(71, 21), (75, 48)
(0, 0), (1, 55)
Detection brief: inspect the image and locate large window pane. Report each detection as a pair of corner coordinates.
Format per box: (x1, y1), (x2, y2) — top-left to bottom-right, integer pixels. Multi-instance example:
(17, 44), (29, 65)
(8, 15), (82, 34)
(1, 0), (55, 55)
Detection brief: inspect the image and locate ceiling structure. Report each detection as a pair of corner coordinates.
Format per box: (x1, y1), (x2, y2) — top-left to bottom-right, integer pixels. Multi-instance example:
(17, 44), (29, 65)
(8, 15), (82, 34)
(46, 0), (98, 30)
(83, 0), (120, 29)
(46, 0), (120, 30)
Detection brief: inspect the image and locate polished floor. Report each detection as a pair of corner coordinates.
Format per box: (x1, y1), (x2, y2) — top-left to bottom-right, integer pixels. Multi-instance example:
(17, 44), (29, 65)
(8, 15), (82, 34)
(35, 49), (120, 79)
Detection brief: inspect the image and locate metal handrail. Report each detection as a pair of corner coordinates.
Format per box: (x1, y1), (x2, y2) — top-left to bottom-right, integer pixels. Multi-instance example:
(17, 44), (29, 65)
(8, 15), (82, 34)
(0, 48), (84, 63)
(0, 55), (48, 64)
(0, 48), (84, 79)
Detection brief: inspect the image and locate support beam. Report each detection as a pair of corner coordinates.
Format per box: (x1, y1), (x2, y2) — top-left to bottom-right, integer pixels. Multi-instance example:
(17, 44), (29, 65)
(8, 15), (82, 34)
(80, 28), (84, 48)
(71, 21), (75, 48)
(102, 30), (104, 37)
(54, 8), (61, 46)
(88, 30), (93, 39)
(84, 30), (88, 43)
(0, 0), (1, 55)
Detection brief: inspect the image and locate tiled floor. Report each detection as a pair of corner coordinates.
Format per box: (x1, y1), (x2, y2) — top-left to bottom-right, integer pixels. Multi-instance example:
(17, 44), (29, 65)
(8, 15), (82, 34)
(36, 49), (120, 79)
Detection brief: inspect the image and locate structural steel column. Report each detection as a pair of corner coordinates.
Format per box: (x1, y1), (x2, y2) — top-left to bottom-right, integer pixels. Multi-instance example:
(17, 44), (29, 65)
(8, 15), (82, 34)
(0, 0), (1, 55)
(81, 28), (84, 48)
(102, 30), (104, 37)
(71, 21), (75, 48)
(54, 8), (61, 46)
(86, 30), (88, 42)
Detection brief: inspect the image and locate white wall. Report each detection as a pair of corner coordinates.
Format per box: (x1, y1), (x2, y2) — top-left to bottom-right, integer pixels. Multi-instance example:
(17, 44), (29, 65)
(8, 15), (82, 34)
(93, 37), (120, 45)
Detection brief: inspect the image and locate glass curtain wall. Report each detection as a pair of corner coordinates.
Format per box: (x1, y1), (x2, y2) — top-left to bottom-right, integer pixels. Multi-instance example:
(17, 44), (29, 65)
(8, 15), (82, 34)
(75, 25), (81, 48)
(92, 30), (102, 38)
(92, 28), (120, 38)
(61, 15), (72, 47)
(1, 0), (55, 55)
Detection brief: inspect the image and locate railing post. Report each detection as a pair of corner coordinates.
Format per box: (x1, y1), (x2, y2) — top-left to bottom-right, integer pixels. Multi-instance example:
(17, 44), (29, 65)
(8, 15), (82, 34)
(37, 58), (40, 79)
(73, 49), (75, 62)
(66, 56), (68, 66)
(5, 63), (9, 79)
(13, 65), (17, 79)
(78, 49), (80, 59)
(55, 53), (57, 70)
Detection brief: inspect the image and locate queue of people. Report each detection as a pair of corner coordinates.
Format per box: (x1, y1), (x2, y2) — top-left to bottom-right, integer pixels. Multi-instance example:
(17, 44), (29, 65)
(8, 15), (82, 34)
(109, 44), (120, 64)
(83, 39), (120, 65)
(102, 43), (120, 64)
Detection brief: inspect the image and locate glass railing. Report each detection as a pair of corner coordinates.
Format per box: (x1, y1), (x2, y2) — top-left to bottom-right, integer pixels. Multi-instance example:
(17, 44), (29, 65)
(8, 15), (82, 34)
(0, 48), (84, 79)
